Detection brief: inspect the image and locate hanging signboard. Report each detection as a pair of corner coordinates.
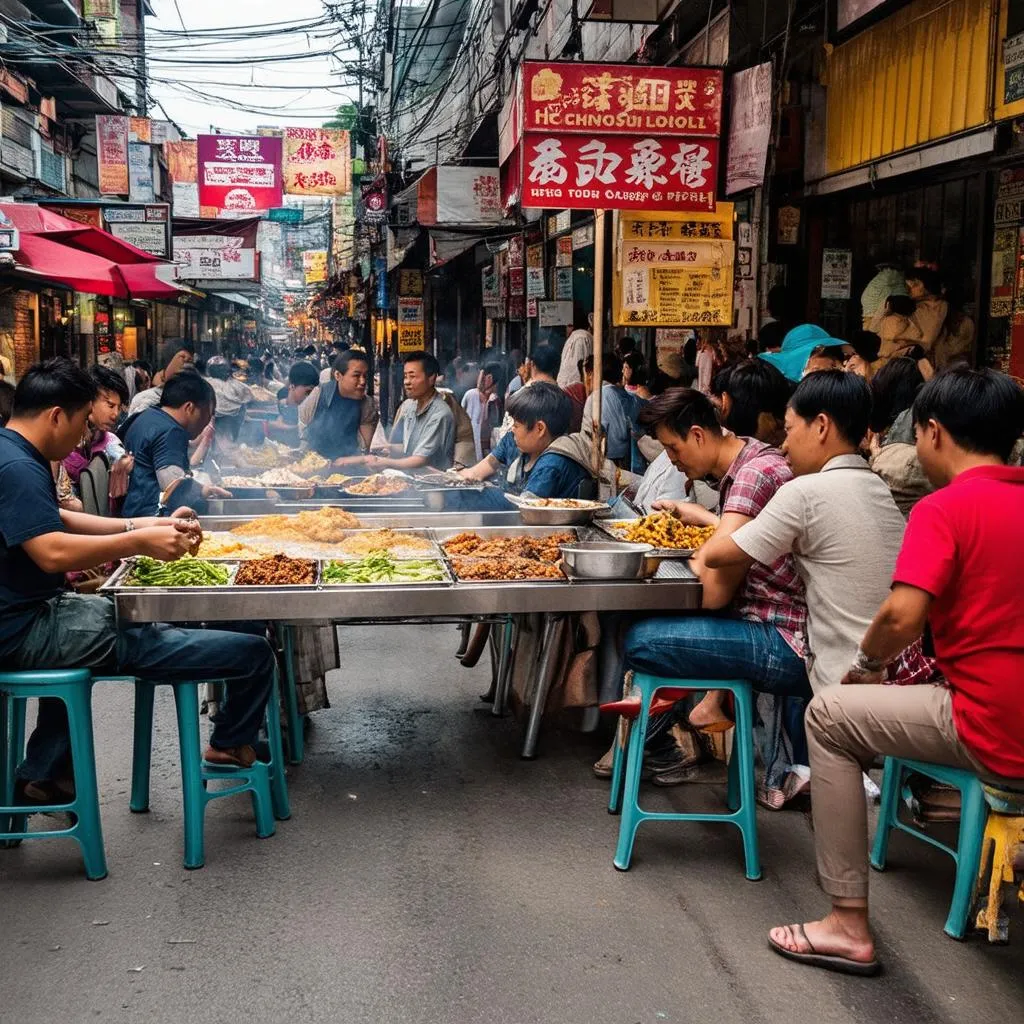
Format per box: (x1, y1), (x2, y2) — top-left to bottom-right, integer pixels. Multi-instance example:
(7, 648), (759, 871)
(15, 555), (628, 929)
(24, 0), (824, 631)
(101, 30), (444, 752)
(555, 267), (574, 300)
(417, 167), (503, 224)
(526, 243), (544, 268)
(303, 249), (328, 284)
(521, 62), (722, 137)
(397, 296), (425, 353)
(102, 204), (170, 257)
(197, 134), (283, 215)
(482, 266), (501, 308)
(821, 249), (853, 300)
(725, 62), (772, 195)
(399, 270), (423, 296)
(128, 142), (155, 203)
(521, 134), (718, 211)
(172, 218), (260, 281)
(556, 235), (573, 266)
(526, 267), (546, 298)
(538, 300), (574, 327)
(613, 207), (735, 327)
(96, 115), (129, 195)
(283, 127), (352, 196)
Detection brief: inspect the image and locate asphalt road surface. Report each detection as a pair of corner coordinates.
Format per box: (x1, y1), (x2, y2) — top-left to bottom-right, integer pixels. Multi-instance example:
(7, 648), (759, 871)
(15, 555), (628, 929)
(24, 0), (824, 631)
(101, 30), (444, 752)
(1, 625), (1021, 1023)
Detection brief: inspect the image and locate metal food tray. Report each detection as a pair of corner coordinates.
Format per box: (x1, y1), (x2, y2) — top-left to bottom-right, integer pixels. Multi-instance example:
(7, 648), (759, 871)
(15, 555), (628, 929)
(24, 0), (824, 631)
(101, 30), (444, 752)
(329, 528), (442, 561)
(221, 485), (317, 500)
(589, 520), (699, 559)
(445, 557), (568, 584)
(434, 525), (579, 584)
(100, 558), (240, 593)
(319, 557), (454, 588)
(231, 558), (321, 590)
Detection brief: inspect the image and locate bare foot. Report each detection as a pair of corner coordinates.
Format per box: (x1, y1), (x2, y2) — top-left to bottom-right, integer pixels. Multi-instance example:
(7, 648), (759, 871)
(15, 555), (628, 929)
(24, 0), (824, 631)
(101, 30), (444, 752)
(688, 692), (732, 732)
(769, 911), (876, 964)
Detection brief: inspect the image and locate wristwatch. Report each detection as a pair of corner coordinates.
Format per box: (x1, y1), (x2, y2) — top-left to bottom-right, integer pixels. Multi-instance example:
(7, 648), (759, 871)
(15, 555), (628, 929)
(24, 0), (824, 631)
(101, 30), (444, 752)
(124, 518), (135, 533)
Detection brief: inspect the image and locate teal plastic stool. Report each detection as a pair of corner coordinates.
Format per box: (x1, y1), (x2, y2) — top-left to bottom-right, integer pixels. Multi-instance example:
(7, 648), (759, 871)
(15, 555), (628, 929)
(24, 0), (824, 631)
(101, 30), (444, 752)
(870, 757), (987, 939)
(277, 624), (304, 764)
(607, 675), (761, 881)
(128, 670), (289, 870)
(0, 670), (107, 880)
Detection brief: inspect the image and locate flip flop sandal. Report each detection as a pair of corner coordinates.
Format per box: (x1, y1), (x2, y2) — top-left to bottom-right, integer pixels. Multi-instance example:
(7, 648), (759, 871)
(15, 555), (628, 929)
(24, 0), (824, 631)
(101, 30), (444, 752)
(768, 924), (881, 977)
(688, 692), (735, 734)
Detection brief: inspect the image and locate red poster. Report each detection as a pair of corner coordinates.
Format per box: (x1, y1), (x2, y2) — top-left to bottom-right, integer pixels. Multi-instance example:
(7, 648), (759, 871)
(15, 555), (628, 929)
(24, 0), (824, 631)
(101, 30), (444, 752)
(197, 134), (283, 215)
(521, 134), (718, 212)
(522, 62), (722, 138)
(96, 115), (129, 195)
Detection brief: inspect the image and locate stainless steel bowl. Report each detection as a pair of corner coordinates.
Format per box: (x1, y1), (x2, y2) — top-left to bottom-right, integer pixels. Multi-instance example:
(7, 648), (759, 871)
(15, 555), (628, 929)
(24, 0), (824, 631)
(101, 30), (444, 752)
(559, 541), (654, 579)
(517, 502), (604, 526)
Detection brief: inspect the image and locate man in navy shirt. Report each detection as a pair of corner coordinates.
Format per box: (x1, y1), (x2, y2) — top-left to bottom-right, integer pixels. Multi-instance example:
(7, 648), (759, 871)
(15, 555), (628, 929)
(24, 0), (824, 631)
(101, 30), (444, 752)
(1, 359), (275, 803)
(122, 370), (229, 518)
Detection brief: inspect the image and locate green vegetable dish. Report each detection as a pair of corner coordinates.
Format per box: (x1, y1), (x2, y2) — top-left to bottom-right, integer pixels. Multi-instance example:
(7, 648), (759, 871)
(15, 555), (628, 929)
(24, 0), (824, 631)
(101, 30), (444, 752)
(322, 552), (446, 585)
(126, 556), (232, 588)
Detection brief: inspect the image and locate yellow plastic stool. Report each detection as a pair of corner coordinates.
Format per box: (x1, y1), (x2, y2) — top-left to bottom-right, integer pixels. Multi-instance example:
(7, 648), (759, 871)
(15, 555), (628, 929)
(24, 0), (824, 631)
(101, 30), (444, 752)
(974, 784), (1024, 944)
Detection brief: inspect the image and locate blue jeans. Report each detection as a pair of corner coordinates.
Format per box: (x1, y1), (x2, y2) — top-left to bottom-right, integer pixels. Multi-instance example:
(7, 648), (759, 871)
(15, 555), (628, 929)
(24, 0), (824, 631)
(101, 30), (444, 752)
(623, 615), (812, 774)
(11, 594), (275, 782)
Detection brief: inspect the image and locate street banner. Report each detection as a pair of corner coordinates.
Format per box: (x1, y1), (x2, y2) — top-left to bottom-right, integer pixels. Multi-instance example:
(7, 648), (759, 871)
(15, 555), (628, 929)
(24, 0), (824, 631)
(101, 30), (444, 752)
(417, 167), (504, 224)
(128, 143), (155, 203)
(129, 117), (151, 143)
(725, 62), (772, 195)
(521, 62), (722, 137)
(399, 270), (423, 296)
(284, 127), (351, 196)
(522, 134), (718, 211)
(96, 115), (130, 195)
(172, 218), (260, 281)
(164, 140), (197, 183)
(613, 207), (734, 328)
(103, 204), (170, 257)
(526, 267), (546, 298)
(303, 249), (328, 284)
(197, 134), (283, 215)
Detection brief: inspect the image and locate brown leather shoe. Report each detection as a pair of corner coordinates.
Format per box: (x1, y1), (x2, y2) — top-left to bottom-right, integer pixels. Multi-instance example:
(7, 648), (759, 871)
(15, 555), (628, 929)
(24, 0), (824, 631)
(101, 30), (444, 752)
(203, 745), (258, 768)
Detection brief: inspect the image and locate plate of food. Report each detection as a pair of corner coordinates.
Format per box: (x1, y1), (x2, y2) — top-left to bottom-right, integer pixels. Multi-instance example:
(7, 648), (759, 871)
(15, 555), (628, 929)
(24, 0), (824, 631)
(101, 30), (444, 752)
(342, 473), (413, 497)
(597, 513), (716, 557)
(509, 495), (608, 526)
(220, 468), (317, 499)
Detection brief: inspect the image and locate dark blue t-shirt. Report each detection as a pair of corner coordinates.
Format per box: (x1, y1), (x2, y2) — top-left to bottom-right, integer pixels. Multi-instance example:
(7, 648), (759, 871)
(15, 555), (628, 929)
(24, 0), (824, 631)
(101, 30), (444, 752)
(123, 408), (190, 518)
(491, 430), (520, 467)
(0, 428), (66, 656)
(512, 450), (592, 500)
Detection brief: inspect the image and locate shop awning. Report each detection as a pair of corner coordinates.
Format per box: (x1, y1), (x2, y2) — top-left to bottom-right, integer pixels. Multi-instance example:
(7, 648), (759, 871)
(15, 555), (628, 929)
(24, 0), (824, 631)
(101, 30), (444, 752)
(0, 202), (183, 300)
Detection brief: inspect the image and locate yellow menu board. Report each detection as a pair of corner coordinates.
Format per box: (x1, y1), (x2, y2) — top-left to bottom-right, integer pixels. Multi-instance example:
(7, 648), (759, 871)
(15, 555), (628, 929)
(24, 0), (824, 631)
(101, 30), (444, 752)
(613, 206), (734, 327)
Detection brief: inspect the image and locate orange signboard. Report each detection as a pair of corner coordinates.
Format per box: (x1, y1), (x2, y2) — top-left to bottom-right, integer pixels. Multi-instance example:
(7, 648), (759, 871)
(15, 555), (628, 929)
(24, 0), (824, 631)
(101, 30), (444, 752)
(284, 128), (352, 196)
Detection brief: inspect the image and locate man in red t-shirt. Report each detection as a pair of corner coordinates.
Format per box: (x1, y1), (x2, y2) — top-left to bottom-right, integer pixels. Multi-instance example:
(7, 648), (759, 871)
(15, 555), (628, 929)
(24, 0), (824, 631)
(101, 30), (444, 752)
(769, 368), (1024, 977)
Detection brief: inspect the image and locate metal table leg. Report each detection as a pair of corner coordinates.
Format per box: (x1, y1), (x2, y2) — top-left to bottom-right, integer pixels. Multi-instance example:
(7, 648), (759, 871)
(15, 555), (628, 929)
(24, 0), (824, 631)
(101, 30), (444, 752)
(521, 614), (567, 760)
(491, 616), (518, 718)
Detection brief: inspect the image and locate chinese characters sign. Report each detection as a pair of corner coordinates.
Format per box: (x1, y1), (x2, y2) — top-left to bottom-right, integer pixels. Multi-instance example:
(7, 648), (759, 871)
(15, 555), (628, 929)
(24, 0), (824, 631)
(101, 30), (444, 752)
(522, 134), (718, 211)
(522, 62), (722, 137)
(197, 134), (283, 215)
(284, 128), (351, 197)
(417, 167), (504, 224)
(613, 207), (734, 327)
(96, 115), (129, 195)
(303, 250), (328, 284)
(172, 218), (259, 281)
(398, 297), (425, 353)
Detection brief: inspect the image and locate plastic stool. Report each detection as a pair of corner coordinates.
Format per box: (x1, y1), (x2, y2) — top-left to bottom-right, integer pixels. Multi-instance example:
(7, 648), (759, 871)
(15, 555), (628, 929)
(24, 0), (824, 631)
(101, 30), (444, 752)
(870, 757), (986, 939)
(129, 672), (288, 870)
(277, 624), (304, 764)
(974, 784), (1024, 943)
(604, 675), (761, 881)
(0, 670), (107, 880)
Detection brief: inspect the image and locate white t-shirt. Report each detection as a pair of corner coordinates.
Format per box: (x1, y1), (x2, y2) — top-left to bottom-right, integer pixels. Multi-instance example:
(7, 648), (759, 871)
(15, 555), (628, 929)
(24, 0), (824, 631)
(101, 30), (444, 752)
(461, 388), (501, 462)
(730, 454), (906, 692)
(558, 329), (594, 388)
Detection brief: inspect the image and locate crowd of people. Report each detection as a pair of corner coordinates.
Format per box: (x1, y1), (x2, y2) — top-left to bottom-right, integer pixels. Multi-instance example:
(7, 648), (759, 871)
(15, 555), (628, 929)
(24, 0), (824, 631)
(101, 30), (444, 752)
(2, 280), (1023, 978)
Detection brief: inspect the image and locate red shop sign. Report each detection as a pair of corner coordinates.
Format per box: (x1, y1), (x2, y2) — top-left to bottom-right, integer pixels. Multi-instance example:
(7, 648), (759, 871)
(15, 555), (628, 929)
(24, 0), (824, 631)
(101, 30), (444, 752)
(521, 134), (719, 212)
(197, 134), (283, 215)
(521, 62), (722, 138)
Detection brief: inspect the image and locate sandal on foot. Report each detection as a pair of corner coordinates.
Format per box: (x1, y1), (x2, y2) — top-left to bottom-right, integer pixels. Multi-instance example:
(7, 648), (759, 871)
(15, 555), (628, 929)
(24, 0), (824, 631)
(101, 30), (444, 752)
(688, 692), (735, 734)
(768, 924), (881, 976)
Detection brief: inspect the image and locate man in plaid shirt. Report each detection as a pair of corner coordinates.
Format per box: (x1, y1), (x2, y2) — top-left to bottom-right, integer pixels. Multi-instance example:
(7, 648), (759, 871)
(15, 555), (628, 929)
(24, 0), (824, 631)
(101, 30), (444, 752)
(622, 389), (812, 785)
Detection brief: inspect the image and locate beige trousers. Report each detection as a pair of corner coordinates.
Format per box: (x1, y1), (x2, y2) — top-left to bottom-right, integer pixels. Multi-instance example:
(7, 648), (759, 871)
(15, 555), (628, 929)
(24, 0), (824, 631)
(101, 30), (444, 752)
(806, 683), (994, 901)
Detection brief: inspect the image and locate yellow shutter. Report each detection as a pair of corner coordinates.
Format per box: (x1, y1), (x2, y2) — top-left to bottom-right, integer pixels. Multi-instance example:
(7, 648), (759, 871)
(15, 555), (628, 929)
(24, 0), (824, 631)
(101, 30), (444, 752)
(826, 0), (995, 175)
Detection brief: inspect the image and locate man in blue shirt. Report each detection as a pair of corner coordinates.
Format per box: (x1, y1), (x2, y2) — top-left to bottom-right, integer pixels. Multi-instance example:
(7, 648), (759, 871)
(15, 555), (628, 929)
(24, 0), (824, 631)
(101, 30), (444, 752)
(298, 349), (379, 466)
(122, 370), (229, 518)
(1, 359), (275, 804)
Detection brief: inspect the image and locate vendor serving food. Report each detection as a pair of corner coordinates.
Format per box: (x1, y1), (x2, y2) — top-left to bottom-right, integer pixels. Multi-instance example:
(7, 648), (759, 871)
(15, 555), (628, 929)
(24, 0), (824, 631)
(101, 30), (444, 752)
(298, 350), (379, 467)
(0, 359), (276, 801)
